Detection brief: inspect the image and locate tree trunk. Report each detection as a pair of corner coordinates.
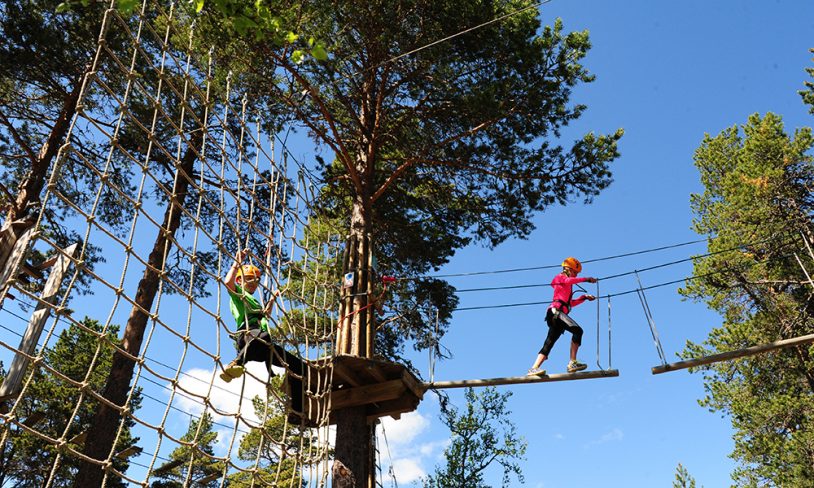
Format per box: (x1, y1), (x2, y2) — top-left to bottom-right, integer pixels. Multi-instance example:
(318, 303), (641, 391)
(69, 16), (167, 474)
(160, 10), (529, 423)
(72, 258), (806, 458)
(0, 70), (85, 277)
(73, 132), (201, 487)
(333, 193), (375, 487)
(10, 70), (85, 223)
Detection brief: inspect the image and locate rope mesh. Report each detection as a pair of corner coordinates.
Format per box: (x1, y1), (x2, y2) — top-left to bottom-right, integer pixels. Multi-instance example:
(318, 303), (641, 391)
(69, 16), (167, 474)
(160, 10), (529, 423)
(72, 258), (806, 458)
(0, 2), (341, 486)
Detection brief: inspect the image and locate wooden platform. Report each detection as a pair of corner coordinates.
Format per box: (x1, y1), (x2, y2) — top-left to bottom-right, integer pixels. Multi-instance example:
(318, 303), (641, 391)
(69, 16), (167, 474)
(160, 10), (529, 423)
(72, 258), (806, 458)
(424, 369), (620, 390)
(293, 355), (424, 427)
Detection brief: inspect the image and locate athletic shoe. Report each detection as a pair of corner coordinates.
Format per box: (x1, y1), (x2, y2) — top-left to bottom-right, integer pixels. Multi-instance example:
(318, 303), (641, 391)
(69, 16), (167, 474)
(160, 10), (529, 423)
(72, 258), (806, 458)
(527, 367), (547, 376)
(219, 361), (245, 382)
(567, 360), (587, 373)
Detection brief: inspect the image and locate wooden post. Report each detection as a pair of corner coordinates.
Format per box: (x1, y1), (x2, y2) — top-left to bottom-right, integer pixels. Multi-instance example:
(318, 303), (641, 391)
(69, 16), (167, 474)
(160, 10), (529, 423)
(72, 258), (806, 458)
(0, 224), (37, 309)
(651, 333), (814, 374)
(333, 233), (375, 487)
(0, 243), (79, 402)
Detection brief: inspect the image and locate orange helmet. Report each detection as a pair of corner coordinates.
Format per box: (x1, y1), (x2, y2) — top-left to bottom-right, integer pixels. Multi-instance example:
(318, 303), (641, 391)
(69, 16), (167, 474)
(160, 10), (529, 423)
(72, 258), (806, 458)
(561, 257), (582, 274)
(238, 264), (262, 280)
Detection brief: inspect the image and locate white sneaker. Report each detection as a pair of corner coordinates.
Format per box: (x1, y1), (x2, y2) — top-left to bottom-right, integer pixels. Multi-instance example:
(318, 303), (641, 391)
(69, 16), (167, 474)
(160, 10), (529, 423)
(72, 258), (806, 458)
(527, 367), (547, 376)
(567, 360), (587, 373)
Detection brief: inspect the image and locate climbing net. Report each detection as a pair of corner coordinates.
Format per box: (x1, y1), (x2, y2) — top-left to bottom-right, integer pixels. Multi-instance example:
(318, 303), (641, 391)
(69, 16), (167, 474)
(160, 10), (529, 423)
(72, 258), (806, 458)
(0, 2), (342, 487)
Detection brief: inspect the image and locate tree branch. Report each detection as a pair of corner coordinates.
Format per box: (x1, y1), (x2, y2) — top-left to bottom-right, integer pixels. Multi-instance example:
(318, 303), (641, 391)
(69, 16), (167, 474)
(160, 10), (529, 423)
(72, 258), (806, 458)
(0, 107), (39, 167)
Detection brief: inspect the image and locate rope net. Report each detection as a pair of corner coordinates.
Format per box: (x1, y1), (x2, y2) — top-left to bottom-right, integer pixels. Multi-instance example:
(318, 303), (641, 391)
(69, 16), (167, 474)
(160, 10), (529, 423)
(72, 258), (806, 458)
(0, 2), (342, 486)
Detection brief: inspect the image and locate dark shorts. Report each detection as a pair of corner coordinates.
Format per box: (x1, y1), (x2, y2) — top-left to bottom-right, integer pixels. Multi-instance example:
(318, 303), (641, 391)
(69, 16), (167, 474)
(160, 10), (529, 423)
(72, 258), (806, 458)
(539, 308), (584, 356)
(235, 328), (304, 413)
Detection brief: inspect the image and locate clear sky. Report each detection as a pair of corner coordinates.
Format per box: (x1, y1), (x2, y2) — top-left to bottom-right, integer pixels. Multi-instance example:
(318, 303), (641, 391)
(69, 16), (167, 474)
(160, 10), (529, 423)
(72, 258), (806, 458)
(1, 1), (812, 487)
(377, 1), (814, 487)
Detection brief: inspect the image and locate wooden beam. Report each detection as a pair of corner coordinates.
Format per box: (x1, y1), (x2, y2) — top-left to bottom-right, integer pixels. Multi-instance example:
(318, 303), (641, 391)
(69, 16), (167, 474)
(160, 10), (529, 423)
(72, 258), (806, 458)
(0, 243), (79, 400)
(332, 360), (364, 387)
(115, 445), (142, 459)
(424, 369), (620, 390)
(70, 430), (88, 445)
(0, 225), (36, 309)
(363, 363), (387, 383)
(366, 396), (421, 423)
(22, 411), (45, 427)
(652, 333), (814, 375)
(19, 264), (43, 280)
(400, 370), (424, 400)
(197, 472), (222, 484)
(331, 379), (406, 411)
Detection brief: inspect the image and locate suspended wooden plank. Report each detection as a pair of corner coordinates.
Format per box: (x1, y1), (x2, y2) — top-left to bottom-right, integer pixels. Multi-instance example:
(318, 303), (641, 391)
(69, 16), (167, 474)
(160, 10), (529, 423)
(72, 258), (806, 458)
(652, 333), (814, 375)
(424, 369), (620, 390)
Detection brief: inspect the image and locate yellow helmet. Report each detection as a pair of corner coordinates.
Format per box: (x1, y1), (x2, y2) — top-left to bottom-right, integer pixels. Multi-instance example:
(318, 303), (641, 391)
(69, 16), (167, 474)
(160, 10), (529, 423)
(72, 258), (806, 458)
(561, 257), (582, 274)
(238, 264), (262, 280)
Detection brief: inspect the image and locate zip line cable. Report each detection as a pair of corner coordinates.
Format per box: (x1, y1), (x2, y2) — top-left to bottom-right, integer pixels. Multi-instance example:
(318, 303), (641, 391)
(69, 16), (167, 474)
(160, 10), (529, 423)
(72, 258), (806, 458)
(352, 0), (553, 78)
(418, 237), (709, 280)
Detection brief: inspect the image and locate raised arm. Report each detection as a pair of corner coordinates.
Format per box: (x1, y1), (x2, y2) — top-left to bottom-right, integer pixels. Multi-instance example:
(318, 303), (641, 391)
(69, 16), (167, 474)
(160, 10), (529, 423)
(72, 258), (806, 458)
(223, 249), (249, 294)
(557, 275), (597, 285)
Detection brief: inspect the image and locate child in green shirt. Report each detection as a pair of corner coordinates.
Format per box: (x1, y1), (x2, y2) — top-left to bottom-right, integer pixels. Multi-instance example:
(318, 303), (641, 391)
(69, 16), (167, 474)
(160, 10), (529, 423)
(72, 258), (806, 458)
(219, 251), (301, 400)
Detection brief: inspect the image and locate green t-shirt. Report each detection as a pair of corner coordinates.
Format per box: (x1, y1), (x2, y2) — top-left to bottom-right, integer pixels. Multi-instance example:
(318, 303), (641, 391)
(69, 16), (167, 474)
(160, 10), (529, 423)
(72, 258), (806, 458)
(228, 284), (269, 332)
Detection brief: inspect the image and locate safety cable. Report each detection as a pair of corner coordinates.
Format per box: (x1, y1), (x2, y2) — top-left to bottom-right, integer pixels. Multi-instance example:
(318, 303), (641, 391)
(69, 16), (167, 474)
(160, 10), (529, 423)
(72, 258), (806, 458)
(453, 248), (806, 311)
(352, 0), (553, 78)
(419, 237), (709, 280)
(451, 233), (795, 292)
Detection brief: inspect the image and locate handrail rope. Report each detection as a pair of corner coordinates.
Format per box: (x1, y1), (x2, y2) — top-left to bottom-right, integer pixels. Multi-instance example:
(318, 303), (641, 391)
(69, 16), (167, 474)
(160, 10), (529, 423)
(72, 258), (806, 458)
(415, 237), (709, 280)
(453, 248), (806, 311)
(607, 295), (613, 369)
(450, 232), (791, 293)
(595, 280), (601, 370)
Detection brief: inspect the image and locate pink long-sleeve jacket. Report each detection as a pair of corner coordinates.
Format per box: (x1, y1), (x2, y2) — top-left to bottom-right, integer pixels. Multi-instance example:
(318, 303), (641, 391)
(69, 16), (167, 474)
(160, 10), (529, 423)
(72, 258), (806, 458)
(550, 273), (589, 314)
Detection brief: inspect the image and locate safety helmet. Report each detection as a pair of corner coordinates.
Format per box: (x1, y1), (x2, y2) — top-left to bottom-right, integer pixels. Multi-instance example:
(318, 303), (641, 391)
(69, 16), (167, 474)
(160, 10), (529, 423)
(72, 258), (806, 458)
(561, 257), (582, 274)
(238, 264), (262, 280)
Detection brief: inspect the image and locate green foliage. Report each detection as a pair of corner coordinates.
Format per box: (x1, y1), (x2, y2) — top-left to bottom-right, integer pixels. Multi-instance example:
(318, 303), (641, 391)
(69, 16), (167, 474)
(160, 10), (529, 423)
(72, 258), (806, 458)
(423, 387), (526, 488)
(225, 377), (312, 487)
(682, 112), (814, 486)
(0, 318), (141, 487)
(150, 412), (226, 487)
(185, 0), (326, 60)
(0, 0), (138, 298)
(249, 0), (622, 365)
(673, 463), (699, 488)
(801, 48), (814, 114)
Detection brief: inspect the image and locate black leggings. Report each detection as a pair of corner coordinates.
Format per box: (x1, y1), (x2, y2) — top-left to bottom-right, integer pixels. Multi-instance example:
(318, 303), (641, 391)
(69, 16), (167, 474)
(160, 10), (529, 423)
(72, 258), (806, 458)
(235, 329), (304, 413)
(539, 308), (584, 356)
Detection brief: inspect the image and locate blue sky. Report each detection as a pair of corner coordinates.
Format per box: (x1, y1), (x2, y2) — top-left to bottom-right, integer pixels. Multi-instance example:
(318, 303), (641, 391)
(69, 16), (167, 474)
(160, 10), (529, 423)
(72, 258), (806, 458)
(377, 1), (814, 487)
(1, 1), (812, 487)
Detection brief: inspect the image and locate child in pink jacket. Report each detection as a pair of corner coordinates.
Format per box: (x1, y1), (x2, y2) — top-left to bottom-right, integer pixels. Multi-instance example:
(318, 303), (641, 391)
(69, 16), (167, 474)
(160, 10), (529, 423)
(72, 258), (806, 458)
(528, 257), (597, 376)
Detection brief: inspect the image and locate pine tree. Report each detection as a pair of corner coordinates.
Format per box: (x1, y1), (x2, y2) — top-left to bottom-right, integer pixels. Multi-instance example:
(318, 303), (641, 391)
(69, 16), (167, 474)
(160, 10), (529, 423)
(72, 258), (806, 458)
(226, 377), (313, 488)
(0, 318), (142, 487)
(150, 412), (225, 488)
(673, 463), (698, 488)
(683, 112), (814, 485)
(423, 387), (526, 488)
